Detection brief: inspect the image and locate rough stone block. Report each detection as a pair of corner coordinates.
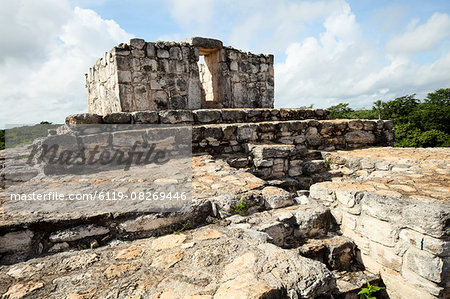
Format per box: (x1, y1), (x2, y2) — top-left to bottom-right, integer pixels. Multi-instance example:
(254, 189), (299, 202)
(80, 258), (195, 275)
(381, 268), (435, 299)
(369, 242), (402, 271)
(399, 229), (424, 249)
(146, 42), (155, 57)
(66, 113), (103, 124)
(357, 215), (397, 247)
(236, 125), (257, 142)
(309, 182), (336, 202)
(169, 47), (182, 60)
(194, 110), (221, 123)
(131, 111), (158, 124)
(159, 110), (194, 124)
(401, 262), (446, 297)
(117, 70), (132, 83)
(129, 38), (146, 50)
(181, 36), (223, 49)
(302, 160), (328, 174)
(49, 225), (109, 243)
(422, 236), (450, 257)
(383, 120), (394, 130)
(345, 131), (376, 145)
(348, 120), (364, 130)
(262, 186), (294, 209)
(295, 204), (331, 238)
(253, 158), (273, 168)
(0, 230), (33, 253)
(221, 109), (246, 122)
(103, 112), (132, 124)
(360, 193), (403, 223)
(404, 247), (446, 283)
(156, 49), (170, 58)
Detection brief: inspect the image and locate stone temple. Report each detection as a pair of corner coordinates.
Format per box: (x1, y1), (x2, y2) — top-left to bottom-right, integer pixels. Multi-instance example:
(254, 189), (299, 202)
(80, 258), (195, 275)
(85, 37), (274, 115)
(1, 37), (448, 299)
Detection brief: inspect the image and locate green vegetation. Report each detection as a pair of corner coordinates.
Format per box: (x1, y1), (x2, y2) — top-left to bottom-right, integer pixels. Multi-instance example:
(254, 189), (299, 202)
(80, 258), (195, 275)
(327, 88), (450, 147)
(174, 220), (192, 234)
(0, 129), (4, 151)
(232, 194), (260, 216)
(358, 281), (385, 299)
(0, 122), (60, 150)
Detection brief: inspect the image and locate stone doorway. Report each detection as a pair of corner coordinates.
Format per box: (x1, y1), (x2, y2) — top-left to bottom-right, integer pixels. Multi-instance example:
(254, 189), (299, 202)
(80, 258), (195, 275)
(198, 47), (222, 108)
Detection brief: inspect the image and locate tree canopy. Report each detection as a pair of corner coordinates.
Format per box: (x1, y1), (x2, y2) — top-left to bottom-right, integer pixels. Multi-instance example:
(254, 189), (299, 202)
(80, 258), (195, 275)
(327, 88), (450, 147)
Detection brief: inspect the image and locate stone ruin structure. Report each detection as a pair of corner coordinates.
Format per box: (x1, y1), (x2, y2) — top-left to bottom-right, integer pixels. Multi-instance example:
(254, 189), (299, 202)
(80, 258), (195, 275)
(85, 37), (274, 114)
(0, 37), (448, 299)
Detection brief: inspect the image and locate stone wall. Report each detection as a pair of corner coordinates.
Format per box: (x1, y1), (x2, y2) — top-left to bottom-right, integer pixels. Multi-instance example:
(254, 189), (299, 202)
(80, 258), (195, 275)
(85, 37), (274, 115)
(192, 119), (394, 154)
(65, 111), (394, 155)
(86, 39), (202, 115)
(309, 148), (450, 299)
(66, 108), (328, 125)
(203, 46), (274, 109)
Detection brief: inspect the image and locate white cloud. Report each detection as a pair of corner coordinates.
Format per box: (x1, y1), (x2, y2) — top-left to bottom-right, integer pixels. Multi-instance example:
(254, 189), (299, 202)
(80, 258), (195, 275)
(386, 12), (450, 54)
(0, 0), (132, 127)
(229, 0), (348, 53)
(275, 6), (450, 109)
(167, 0), (348, 54)
(169, 0), (215, 32)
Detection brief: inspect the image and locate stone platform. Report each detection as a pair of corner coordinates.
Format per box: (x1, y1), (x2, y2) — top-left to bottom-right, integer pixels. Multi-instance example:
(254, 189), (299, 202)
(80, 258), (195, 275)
(311, 147), (450, 299)
(1, 146), (448, 298)
(1, 108), (448, 298)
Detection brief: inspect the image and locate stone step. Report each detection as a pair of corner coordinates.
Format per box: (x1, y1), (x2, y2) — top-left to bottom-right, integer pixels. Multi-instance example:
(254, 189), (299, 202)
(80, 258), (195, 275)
(333, 270), (383, 298)
(226, 201), (333, 248)
(192, 118), (394, 155)
(66, 108), (329, 125)
(0, 223), (339, 299)
(298, 235), (357, 271)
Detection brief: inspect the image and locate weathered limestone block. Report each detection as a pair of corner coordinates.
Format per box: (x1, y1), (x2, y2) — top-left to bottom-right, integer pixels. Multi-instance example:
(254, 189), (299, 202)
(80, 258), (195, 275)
(302, 160), (328, 174)
(0, 230), (33, 253)
(262, 186), (294, 209)
(194, 110), (221, 123)
(131, 111), (159, 124)
(65, 113), (103, 124)
(49, 225), (109, 243)
(309, 182), (336, 202)
(299, 235), (356, 271)
(182, 36), (223, 50)
(159, 110), (194, 124)
(103, 112), (132, 124)
(404, 247), (447, 283)
(357, 215), (397, 247)
(381, 267), (437, 299)
(129, 38), (146, 50)
(236, 125), (258, 141)
(422, 236), (450, 257)
(368, 241), (402, 271)
(295, 205), (331, 238)
(345, 130), (376, 145)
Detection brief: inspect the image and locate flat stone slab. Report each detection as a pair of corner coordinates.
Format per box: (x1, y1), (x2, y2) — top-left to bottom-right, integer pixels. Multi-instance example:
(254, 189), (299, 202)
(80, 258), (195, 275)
(0, 224), (337, 299)
(323, 147), (450, 201)
(0, 146), (269, 263)
(181, 36), (223, 49)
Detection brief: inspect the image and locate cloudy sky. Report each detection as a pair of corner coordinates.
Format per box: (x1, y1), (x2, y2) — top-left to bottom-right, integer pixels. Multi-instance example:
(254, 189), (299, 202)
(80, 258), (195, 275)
(1, 0), (449, 127)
